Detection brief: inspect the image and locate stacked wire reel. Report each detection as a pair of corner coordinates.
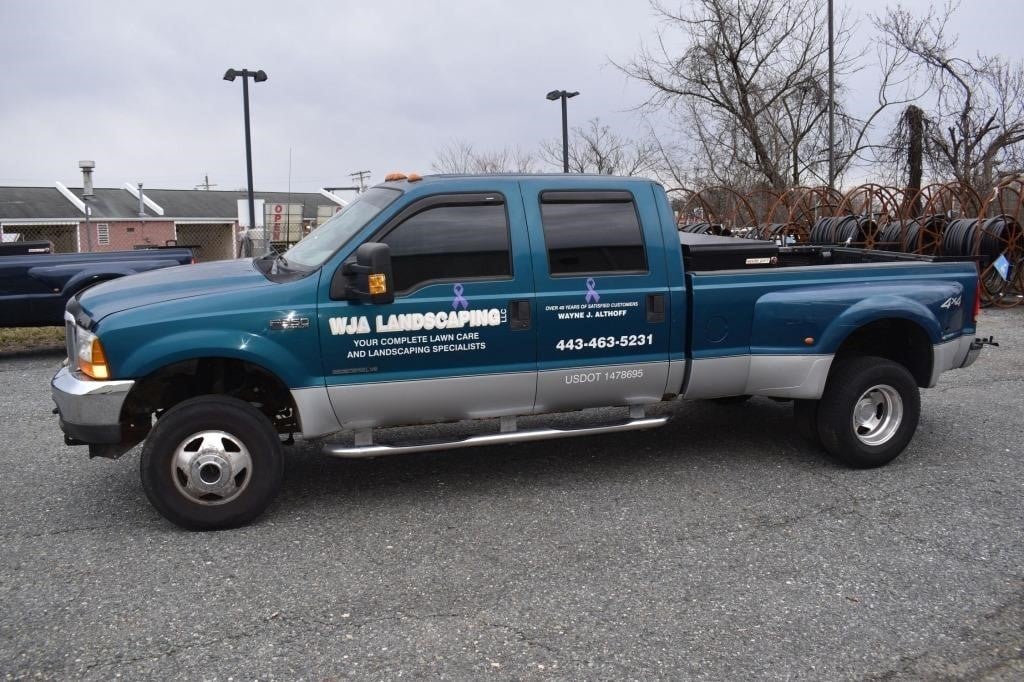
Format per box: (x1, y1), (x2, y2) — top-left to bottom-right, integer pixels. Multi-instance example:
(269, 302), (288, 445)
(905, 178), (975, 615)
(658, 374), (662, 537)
(665, 179), (1024, 308)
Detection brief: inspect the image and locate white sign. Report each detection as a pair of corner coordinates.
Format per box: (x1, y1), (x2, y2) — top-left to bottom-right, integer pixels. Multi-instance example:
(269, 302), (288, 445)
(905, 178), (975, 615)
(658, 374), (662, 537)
(237, 199), (266, 228)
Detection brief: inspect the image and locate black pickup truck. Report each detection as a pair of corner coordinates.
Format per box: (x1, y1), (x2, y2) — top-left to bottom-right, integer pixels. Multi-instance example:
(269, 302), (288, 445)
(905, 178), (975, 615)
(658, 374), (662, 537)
(0, 243), (194, 327)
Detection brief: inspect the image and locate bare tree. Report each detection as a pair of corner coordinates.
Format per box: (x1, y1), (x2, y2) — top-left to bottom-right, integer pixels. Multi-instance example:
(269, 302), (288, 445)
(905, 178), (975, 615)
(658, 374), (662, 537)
(875, 2), (1024, 196)
(540, 118), (660, 176)
(431, 140), (477, 174)
(431, 140), (538, 174)
(617, 0), (909, 189)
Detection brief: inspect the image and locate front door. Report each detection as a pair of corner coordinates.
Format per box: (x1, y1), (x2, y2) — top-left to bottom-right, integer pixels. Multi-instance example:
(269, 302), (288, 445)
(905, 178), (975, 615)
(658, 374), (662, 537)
(318, 188), (537, 429)
(519, 182), (672, 413)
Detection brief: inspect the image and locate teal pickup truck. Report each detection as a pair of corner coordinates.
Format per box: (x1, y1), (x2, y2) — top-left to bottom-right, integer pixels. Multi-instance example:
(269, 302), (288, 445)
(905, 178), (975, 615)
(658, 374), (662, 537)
(51, 174), (991, 529)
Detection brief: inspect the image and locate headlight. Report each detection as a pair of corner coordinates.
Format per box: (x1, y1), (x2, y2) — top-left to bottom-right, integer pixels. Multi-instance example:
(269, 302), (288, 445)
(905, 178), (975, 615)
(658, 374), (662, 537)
(76, 327), (110, 380)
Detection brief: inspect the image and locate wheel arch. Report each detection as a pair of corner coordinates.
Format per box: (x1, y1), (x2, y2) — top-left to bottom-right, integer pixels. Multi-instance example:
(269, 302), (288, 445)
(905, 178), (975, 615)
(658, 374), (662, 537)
(831, 318), (934, 387)
(120, 356), (301, 444)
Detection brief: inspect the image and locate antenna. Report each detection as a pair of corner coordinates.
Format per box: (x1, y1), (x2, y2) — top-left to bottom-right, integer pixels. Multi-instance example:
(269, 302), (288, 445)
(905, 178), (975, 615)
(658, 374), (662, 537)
(195, 174), (217, 191)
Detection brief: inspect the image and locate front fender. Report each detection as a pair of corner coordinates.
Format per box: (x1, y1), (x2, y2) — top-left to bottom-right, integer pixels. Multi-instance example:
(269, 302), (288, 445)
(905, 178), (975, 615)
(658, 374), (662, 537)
(112, 328), (317, 389)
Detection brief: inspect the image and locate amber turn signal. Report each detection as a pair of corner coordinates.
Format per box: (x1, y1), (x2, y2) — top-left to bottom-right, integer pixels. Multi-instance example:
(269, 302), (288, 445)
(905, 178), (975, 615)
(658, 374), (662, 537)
(368, 273), (388, 295)
(81, 337), (110, 379)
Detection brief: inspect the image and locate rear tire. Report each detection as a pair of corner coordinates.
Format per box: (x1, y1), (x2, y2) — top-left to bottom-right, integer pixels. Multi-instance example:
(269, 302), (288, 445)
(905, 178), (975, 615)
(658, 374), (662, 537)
(816, 356), (920, 468)
(140, 395), (283, 530)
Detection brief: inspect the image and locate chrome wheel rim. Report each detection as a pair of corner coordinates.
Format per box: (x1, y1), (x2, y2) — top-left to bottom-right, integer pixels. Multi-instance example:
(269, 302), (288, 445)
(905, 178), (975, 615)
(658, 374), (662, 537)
(852, 384), (903, 446)
(171, 430), (253, 505)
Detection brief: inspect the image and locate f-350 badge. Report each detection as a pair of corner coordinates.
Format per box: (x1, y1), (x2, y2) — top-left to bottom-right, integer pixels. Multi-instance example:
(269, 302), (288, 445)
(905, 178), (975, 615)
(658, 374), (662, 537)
(269, 316), (310, 330)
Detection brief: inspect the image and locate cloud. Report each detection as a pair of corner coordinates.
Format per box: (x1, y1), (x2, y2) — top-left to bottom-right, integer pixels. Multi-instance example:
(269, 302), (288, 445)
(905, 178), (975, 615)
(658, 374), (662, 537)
(1, 0), (1021, 191)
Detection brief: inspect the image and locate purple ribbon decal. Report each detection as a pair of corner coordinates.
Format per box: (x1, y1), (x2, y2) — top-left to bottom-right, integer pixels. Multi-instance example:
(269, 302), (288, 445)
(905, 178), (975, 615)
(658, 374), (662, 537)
(585, 278), (600, 303)
(451, 283), (469, 310)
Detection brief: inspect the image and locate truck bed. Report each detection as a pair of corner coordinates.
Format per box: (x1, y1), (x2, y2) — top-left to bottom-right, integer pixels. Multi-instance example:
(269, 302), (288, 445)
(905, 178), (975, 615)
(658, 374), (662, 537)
(679, 232), (968, 272)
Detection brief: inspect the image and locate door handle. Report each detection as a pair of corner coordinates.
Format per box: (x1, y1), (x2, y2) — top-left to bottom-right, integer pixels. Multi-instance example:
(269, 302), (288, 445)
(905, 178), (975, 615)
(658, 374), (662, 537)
(509, 300), (531, 330)
(646, 294), (666, 323)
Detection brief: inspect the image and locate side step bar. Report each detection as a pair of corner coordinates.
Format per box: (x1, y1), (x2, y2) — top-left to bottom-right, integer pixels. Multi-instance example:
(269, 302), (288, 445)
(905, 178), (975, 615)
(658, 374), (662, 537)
(322, 416), (668, 459)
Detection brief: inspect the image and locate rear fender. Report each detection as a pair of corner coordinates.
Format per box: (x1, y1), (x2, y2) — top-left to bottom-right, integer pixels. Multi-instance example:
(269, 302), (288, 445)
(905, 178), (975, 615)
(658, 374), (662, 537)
(751, 281), (962, 355)
(817, 295), (945, 353)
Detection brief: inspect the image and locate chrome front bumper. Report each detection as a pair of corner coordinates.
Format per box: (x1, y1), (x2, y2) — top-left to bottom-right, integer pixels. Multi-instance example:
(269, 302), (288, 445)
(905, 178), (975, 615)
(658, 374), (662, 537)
(51, 365), (134, 444)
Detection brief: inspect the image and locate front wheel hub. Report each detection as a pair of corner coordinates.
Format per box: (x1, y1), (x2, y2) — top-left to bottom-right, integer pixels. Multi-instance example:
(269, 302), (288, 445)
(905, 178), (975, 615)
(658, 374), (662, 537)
(172, 430), (253, 505)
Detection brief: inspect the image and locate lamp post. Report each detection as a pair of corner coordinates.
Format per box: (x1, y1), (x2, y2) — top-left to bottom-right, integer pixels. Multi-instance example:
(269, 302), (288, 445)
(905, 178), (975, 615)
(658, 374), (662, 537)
(223, 68), (268, 248)
(546, 89), (579, 173)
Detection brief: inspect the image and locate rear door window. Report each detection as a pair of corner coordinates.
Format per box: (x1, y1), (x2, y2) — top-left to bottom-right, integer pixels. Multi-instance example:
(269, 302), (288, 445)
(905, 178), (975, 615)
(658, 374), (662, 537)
(540, 192), (648, 275)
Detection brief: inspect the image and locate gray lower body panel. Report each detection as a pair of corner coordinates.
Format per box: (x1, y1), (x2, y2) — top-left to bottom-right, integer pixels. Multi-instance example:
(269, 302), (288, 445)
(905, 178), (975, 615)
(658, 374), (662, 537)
(291, 386), (343, 438)
(683, 354), (833, 400)
(929, 335), (975, 387)
(318, 360), (671, 433)
(326, 372), (536, 430)
(534, 361), (670, 413)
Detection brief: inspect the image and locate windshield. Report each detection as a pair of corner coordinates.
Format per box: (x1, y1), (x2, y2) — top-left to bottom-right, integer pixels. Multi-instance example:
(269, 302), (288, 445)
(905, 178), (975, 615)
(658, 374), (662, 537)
(282, 187), (402, 268)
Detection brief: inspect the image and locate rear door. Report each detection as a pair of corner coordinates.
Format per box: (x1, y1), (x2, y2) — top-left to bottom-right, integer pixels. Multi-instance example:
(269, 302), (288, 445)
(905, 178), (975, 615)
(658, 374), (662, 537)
(519, 181), (672, 412)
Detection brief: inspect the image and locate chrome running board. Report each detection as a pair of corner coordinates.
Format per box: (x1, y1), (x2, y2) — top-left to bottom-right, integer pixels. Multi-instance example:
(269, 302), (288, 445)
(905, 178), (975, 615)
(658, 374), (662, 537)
(321, 416), (668, 459)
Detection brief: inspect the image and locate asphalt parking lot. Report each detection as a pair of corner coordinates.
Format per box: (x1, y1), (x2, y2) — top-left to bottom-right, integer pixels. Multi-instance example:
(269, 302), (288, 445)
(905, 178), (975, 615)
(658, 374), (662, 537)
(1, 309), (1022, 680)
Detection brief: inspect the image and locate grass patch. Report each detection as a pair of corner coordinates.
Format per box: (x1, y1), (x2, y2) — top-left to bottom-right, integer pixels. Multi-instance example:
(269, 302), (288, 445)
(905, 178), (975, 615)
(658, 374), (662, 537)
(0, 326), (65, 353)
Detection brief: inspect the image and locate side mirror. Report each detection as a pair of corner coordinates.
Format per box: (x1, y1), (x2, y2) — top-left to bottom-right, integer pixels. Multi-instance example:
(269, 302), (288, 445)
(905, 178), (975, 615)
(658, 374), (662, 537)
(330, 242), (395, 304)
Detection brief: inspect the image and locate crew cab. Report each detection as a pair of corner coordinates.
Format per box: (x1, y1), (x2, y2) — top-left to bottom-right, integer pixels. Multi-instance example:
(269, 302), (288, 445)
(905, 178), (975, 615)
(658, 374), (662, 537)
(51, 175), (989, 530)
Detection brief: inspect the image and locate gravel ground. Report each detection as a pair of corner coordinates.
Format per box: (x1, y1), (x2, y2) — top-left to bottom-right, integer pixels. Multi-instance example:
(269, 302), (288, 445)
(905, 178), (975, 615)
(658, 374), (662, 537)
(1, 309), (1021, 680)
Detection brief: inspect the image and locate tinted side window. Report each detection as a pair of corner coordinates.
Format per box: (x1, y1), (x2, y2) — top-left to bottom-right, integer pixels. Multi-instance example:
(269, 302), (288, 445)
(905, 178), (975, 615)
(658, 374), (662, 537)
(381, 202), (511, 293)
(540, 198), (648, 275)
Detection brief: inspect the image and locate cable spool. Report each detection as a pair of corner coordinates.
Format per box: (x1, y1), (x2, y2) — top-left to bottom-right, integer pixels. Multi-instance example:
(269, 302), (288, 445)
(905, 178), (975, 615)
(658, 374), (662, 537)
(915, 215), (946, 254)
(746, 224), (770, 239)
(811, 215), (859, 244)
(810, 217), (835, 244)
(942, 218), (976, 257)
(975, 216), (1023, 308)
(682, 223), (729, 236)
(833, 216), (877, 246)
(976, 216), (1020, 263)
(680, 222), (712, 234)
(752, 223), (783, 240)
(876, 222), (903, 250)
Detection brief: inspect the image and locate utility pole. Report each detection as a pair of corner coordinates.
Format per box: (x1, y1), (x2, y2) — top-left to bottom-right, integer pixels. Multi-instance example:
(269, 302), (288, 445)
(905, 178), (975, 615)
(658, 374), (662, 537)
(827, 0), (836, 190)
(350, 170), (371, 192)
(196, 174), (217, 190)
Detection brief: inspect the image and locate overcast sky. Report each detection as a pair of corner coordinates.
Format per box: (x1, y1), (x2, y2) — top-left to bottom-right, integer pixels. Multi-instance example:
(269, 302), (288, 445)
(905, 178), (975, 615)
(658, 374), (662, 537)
(2, 0), (1022, 193)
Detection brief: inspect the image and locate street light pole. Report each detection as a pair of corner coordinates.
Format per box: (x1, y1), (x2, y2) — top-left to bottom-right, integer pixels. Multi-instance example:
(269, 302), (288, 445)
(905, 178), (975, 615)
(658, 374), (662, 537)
(224, 68), (268, 249)
(546, 89), (579, 173)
